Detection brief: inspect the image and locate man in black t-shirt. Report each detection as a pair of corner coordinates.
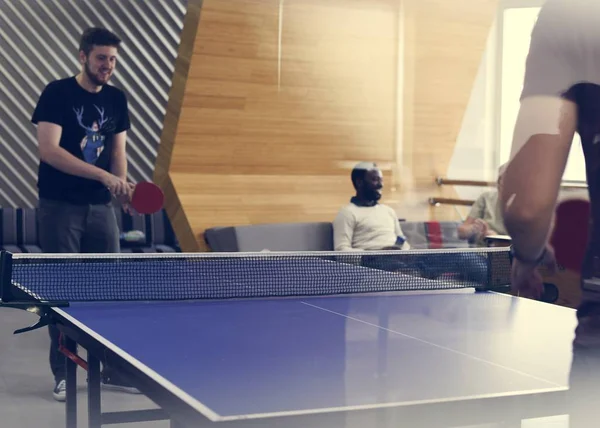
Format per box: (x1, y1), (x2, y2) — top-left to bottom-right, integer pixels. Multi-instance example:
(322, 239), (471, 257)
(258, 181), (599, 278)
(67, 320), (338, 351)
(31, 27), (139, 401)
(499, 0), (600, 424)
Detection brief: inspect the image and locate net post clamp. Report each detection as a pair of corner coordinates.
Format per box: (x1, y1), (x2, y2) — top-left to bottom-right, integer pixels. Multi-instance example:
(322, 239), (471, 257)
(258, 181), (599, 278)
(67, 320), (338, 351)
(0, 300), (69, 335)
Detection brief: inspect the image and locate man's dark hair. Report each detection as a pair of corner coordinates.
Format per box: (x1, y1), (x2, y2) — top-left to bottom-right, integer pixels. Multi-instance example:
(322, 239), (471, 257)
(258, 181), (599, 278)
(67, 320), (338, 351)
(79, 27), (121, 56)
(350, 162), (378, 189)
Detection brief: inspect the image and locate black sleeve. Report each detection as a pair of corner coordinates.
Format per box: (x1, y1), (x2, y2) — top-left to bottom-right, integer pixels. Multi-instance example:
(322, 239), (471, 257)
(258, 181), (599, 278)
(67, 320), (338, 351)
(114, 91), (131, 134)
(31, 82), (65, 126)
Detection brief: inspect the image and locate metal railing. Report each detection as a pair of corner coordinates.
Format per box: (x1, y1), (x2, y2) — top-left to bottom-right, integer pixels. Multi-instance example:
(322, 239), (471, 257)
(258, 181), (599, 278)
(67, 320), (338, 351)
(435, 177), (496, 188)
(429, 197), (474, 207)
(430, 177), (492, 207)
(429, 177), (588, 207)
(436, 177), (588, 190)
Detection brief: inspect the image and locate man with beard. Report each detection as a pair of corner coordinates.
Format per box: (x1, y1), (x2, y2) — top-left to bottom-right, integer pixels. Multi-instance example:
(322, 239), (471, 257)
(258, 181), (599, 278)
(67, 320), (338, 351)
(333, 162), (488, 283)
(31, 27), (137, 401)
(333, 162), (409, 252)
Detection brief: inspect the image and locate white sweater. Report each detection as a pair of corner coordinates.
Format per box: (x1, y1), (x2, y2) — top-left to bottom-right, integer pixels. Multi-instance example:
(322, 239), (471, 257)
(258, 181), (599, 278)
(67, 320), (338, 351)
(333, 202), (410, 251)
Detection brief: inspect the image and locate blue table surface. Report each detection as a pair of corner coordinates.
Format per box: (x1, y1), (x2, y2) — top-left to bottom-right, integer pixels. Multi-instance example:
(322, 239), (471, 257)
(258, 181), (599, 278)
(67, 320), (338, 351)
(56, 289), (577, 421)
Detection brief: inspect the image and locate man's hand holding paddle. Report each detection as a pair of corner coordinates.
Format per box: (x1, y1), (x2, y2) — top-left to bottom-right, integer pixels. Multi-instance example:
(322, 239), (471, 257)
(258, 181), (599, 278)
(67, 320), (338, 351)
(116, 183), (137, 215)
(98, 168), (165, 215)
(100, 172), (136, 213)
(101, 172), (131, 198)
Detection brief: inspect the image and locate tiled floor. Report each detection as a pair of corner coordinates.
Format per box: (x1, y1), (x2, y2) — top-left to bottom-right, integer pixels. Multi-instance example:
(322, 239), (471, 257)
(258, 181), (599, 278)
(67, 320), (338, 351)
(0, 308), (569, 428)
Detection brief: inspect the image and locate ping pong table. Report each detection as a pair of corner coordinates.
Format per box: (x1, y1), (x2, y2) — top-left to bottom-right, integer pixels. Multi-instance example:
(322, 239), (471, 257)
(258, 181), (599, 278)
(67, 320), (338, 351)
(0, 248), (575, 428)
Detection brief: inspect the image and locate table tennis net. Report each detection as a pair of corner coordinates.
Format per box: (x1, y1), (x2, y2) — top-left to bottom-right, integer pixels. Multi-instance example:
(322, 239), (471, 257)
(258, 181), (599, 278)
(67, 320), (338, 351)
(1, 248), (512, 303)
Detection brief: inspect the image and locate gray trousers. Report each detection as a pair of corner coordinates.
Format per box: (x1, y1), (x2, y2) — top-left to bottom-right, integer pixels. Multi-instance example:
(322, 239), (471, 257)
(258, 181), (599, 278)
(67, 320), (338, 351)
(38, 198), (120, 382)
(38, 198), (120, 254)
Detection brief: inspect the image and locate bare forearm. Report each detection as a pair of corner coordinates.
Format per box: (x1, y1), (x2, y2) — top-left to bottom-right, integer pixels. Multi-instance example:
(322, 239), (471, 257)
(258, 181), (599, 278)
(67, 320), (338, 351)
(110, 132), (129, 181)
(500, 98), (576, 261)
(110, 154), (127, 181)
(501, 147), (566, 260)
(501, 163), (559, 260)
(504, 211), (553, 260)
(42, 147), (107, 182)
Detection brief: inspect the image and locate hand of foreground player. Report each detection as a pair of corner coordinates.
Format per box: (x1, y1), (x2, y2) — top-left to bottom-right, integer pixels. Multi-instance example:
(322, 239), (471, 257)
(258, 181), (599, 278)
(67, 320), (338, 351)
(511, 245), (557, 299)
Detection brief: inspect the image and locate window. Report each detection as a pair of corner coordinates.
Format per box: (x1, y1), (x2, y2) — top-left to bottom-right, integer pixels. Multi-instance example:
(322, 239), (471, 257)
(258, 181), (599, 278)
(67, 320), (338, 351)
(497, 5), (586, 182)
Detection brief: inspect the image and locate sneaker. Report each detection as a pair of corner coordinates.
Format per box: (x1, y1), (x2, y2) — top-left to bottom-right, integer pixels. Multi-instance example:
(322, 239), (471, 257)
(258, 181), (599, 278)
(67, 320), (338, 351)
(53, 379), (66, 402)
(101, 374), (141, 394)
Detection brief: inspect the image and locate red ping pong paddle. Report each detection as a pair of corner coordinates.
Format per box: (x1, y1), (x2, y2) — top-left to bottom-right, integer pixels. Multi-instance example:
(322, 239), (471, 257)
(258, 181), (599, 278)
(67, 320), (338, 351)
(550, 198), (590, 273)
(130, 182), (164, 214)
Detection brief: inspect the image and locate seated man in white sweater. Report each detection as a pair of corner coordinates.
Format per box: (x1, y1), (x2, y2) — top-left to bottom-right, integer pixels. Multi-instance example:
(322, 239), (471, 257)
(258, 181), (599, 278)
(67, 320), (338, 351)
(333, 162), (409, 251)
(333, 162), (487, 283)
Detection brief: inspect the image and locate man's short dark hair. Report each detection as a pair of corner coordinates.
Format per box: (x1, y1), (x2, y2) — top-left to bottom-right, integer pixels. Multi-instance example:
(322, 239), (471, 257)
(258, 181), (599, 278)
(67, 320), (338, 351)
(350, 162), (378, 188)
(79, 27), (121, 56)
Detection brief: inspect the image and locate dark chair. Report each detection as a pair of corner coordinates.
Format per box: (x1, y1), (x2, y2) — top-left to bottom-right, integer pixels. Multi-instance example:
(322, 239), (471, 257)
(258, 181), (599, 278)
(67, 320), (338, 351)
(145, 211), (179, 252)
(0, 207), (22, 253)
(204, 222), (334, 252)
(20, 208), (43, 253)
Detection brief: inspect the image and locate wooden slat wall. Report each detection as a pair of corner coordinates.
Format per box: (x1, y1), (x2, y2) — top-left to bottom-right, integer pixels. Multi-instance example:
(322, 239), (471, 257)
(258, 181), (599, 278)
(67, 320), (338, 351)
(156, 0), (499, 251)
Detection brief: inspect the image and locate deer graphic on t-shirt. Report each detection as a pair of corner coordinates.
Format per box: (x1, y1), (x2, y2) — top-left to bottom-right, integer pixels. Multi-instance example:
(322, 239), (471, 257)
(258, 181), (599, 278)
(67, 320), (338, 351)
(73, 105), (109, 164)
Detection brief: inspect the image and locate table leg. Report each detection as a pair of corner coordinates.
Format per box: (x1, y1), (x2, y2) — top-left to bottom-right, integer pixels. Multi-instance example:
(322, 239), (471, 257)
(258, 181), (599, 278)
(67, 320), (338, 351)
(65, 336), (78, 428)
(87, 353), (101, 428)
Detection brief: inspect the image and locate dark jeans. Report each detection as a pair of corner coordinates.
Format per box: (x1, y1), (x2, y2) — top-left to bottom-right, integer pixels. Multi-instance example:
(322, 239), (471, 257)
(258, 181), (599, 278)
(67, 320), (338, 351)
(39, 198), (119, 383)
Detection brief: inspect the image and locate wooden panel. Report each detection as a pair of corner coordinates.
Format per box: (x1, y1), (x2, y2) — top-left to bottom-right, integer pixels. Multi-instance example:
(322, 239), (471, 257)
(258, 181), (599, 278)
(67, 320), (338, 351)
(156, 0), (498, 250)
(401, 0), (499, 220)
(177, 0), (399, 174)
(155, 0), (203, 251)
(158, 0), (401, 250)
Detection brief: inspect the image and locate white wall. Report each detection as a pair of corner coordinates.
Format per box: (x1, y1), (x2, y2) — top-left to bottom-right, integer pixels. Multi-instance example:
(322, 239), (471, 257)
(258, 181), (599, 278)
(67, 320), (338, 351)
(447, 17), (499, 202)
(448, 0), (587, 214)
